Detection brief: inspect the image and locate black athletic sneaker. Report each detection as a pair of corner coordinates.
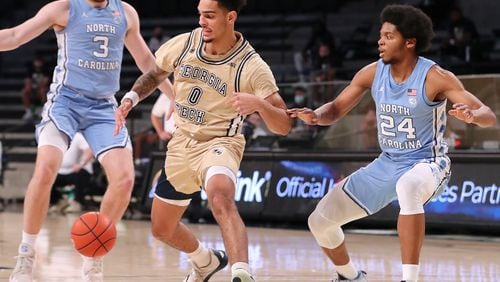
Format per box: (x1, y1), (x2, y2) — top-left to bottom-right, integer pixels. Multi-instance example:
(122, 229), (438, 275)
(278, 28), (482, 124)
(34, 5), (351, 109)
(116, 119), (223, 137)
(334, 270), (367, 281)
(183, 249), (228, 282)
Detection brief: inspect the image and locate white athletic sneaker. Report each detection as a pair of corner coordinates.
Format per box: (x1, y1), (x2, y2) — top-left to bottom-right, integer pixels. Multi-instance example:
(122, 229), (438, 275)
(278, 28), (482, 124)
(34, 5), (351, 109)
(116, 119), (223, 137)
(334, 270), (367, 282)
(82, 256), (103, 282)
(232, 268), (255, 282)
(9, 243), (35, 282)
(183, 249), (228, 282)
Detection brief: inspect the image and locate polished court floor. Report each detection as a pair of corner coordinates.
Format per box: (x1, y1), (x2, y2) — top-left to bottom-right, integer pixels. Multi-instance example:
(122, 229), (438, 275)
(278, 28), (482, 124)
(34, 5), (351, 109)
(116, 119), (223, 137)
(0, 211), (499, 281)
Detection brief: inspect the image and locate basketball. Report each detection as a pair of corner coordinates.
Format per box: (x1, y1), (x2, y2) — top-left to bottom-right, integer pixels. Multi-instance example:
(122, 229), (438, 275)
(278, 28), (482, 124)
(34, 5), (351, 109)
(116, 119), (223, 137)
(71, 212), (117, 257)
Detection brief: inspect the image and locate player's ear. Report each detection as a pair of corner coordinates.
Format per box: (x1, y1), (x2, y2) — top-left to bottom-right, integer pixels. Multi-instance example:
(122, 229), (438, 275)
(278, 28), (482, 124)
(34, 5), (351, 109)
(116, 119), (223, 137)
(406, 38), (416, 49)
(227, 10), (237, 23)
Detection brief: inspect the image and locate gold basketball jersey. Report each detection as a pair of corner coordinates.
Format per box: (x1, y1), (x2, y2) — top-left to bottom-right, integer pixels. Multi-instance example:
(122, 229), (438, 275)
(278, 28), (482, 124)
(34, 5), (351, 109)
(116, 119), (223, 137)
(155, 28), (279, 140)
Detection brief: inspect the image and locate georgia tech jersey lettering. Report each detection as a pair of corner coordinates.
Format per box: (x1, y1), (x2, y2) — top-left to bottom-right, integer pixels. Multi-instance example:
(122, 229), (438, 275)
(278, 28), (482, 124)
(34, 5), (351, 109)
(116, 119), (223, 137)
(155, 28), (278, 140)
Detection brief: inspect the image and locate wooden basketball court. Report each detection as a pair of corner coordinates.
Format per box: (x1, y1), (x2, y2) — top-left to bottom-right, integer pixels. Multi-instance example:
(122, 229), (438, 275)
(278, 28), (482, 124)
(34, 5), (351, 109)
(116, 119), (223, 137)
(0, 211), (498, 281)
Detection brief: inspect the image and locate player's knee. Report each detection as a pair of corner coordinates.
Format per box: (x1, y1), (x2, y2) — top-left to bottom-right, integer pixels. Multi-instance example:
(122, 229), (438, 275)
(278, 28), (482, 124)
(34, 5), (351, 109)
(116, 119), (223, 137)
(111, 171), (135, 193)
(32, 163), (59, 189)
(308, 209), (344, 249)
(208, 192), (236, 218)
(396, 172), (434, 215)
(151, 220), (175, 242)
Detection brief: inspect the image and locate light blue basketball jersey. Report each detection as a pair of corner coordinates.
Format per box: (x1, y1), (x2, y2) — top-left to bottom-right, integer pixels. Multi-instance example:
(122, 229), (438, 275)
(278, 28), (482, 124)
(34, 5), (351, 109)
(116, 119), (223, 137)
(344, 57), (451, 214)
(48, 0), (127, 99)
(371, 57), (448, 164)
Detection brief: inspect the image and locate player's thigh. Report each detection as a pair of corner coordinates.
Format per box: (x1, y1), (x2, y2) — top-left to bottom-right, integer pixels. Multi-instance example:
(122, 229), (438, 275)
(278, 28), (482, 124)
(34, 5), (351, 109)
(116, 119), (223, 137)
(198, 135), (245, 187)
(83, 124), (129, 158)
(99, 147), (134, 185)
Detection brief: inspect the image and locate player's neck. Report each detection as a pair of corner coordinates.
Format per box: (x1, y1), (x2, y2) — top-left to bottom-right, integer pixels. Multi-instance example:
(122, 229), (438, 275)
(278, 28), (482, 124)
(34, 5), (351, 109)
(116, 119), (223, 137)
(204, 32), (238, 56)
(87, 0), (108, 9)
(390, 56), (418, 84)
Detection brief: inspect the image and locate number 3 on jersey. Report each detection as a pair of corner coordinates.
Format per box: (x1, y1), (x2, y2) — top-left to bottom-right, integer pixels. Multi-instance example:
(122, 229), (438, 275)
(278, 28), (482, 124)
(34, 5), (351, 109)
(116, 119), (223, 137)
(93, 36), (109, 58)
(380, 115), (416, 139)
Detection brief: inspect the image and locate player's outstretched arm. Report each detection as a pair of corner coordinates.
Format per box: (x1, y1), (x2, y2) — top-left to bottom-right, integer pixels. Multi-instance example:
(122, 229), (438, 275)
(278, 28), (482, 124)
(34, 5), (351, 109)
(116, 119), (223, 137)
(291, 63), (376, 126)
(114, 65), (170, 135)
(122, 2), (174, 100)
(0, 0), (68, 51)
(428, 67), (497, 128)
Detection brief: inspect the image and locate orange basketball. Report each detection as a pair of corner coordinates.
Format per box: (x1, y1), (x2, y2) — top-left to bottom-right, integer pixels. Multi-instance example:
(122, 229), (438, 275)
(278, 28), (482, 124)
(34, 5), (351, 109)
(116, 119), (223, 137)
(71, 212), (117, 257)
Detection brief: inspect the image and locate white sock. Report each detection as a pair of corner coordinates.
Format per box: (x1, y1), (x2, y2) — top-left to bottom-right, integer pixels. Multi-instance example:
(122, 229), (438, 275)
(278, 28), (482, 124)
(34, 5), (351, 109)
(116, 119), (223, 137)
(402, 264), (419, 281)
(22, 231), (38, 246)
(82, 255), (103, 261)
(231, 262), (251, 274)
(187, 242), (210, 268)
(335, 261), (358, 280)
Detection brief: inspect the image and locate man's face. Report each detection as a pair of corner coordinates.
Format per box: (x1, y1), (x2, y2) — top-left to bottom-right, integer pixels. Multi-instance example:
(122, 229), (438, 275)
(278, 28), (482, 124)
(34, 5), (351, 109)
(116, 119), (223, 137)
(377, 22), (410, 64)
(197, 0), (233, 43)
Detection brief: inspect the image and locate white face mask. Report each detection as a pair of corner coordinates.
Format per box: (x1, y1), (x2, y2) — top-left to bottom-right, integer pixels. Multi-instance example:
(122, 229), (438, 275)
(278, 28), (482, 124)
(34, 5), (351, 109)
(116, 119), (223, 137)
(294, 95), (305, 105)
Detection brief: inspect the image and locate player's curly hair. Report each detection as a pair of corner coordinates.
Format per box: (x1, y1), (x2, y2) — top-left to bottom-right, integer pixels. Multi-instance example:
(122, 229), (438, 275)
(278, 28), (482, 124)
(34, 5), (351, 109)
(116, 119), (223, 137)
(381, 4), (434, 54)
(216, 0), (247, 13)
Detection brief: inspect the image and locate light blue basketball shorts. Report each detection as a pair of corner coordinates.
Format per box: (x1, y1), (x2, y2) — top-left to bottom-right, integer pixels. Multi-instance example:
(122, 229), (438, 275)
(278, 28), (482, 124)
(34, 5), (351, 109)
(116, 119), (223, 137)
(344, 153), (451, 214)
(36, 88), (130, 158)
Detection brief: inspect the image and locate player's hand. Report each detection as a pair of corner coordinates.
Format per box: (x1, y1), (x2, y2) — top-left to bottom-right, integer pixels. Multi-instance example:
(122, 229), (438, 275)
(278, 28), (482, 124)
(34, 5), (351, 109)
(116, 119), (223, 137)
(114, 99), (133, 136)
(158, 130), (172, 141)
(448, 103), (474, 124)
(287, 108), (319, 125)
(227, 92), (263, 115)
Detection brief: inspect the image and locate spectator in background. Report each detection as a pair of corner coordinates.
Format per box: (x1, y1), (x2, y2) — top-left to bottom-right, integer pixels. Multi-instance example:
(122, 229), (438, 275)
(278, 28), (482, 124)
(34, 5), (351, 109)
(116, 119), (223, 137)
(311, 71), (336, 108)
(148, 26), (169, 53)
(242, 113), (272, 147)
(440, 6), (480, 63)
(312, 43), (337, 81)
(294, 18), (340, 82)
(21, 56), (49, 121)
(133, 127), (160, 165)
(287, 85), (308, 108)
(49, 132), (94, 213)
(287, 86), (316, 140)
(359, 104), (378, 150)
(150, 92), (176, 147)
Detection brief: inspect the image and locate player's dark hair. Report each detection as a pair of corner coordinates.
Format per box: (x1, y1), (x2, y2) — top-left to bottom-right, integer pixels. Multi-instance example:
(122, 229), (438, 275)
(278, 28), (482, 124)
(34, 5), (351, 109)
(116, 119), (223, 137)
(216, 0), (247, 13)
(380, 4), (434, 54)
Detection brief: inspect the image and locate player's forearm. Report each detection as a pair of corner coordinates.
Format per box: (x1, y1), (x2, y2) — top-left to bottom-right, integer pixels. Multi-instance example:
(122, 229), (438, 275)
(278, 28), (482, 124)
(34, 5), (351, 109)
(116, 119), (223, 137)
(314, 101), (339, 126)
(131, 71), (166, 101)
(472, 105), (497, 128)
(258, 103), (292, 135)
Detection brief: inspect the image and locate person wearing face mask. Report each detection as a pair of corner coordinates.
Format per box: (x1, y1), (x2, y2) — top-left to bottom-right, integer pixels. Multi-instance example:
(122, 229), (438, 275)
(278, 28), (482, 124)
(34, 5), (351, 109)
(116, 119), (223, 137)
(287, 86), (316, 140)
(290, 86), (308, 108)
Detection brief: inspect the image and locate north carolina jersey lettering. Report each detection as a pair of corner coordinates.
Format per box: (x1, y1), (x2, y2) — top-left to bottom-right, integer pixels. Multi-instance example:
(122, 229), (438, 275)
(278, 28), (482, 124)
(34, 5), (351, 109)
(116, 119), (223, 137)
(155, 28), (278, 140)
(48, 0), (127, 99)
(371, 57), (448, 162)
